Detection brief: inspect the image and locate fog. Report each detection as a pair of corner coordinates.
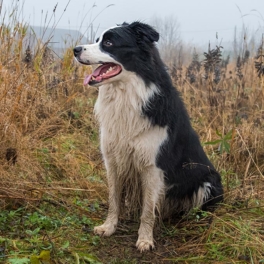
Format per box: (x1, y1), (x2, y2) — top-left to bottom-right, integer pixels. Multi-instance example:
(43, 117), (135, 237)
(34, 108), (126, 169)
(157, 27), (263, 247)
(1, 0), (264, 44)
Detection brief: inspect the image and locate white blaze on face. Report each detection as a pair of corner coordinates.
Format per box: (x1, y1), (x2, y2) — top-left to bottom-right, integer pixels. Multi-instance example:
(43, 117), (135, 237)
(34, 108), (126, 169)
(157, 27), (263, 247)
(79, 25), (121, 65)
(78, 43), (112, 65)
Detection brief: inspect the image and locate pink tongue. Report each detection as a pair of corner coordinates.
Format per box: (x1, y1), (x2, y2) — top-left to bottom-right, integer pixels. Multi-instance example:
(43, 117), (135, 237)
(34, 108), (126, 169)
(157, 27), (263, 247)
(83, 64), (122, 86)
(84, 74), (92, 86)
(83, 74), (103, 85)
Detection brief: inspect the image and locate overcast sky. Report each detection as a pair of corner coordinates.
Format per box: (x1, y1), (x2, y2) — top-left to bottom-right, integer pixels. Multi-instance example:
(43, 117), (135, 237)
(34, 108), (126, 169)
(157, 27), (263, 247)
(2, 0), (264, 44)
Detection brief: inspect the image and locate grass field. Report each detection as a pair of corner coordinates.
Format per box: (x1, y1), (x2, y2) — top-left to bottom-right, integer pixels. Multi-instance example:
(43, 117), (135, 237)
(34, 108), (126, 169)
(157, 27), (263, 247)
(0, 7), (264, 264)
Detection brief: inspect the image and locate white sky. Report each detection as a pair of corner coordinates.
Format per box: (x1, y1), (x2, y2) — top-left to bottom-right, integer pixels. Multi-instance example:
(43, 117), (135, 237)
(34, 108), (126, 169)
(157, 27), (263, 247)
(2, 0), (264, 44)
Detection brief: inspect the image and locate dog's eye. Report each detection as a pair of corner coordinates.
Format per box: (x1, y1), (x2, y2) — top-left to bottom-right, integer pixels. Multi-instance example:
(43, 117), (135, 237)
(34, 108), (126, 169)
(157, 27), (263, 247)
(95, 38), (99, 43)
(103, 40), (113, 47)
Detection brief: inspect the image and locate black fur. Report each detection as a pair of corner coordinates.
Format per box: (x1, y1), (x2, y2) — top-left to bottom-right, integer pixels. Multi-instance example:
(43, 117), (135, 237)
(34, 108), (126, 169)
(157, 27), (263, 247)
(99, 22), (223, 210)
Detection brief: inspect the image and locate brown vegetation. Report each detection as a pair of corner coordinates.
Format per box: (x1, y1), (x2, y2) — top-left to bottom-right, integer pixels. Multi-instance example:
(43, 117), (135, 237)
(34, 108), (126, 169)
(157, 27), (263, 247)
(0, 14), (263, 263)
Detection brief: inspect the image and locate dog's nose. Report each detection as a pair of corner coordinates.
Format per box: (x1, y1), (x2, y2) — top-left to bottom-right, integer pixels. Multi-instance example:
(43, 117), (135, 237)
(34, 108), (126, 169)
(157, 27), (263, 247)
(73, 46), (83, 57)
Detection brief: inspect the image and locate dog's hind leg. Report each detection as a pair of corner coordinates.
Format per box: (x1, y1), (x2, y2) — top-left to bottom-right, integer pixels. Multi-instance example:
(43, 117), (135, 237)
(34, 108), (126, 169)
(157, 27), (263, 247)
(136, 166), (164, 252)
(94, 163), (120, 236)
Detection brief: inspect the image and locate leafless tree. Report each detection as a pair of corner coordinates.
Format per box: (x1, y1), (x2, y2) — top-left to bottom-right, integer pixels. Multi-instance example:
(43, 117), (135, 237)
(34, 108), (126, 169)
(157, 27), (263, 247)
(151, 15), (182, 67)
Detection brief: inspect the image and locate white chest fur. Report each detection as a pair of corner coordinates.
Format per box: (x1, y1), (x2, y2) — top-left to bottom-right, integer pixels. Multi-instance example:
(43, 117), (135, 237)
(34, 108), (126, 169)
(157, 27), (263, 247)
(94, 75), (168, 174)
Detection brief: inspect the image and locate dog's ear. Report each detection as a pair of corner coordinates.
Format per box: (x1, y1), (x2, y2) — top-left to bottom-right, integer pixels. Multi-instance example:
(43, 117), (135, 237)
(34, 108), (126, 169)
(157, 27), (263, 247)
(129, 21), (159, 43)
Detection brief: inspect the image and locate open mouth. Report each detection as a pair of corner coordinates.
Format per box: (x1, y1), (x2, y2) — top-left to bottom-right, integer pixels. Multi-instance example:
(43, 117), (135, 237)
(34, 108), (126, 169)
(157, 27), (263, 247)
(84, 63), (122, 85)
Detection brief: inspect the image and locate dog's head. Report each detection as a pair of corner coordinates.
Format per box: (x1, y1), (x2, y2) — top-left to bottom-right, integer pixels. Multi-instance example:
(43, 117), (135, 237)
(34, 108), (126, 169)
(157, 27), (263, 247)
(73, 22), (159, 86)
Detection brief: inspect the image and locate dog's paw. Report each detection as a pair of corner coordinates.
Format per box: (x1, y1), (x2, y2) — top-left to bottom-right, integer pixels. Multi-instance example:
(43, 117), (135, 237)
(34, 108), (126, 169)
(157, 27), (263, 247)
(136, 238), (155, 252)
(94, 223), (116, 237)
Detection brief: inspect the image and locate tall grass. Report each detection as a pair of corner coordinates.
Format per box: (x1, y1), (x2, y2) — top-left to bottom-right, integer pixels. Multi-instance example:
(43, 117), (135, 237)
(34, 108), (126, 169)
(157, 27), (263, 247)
(183, 41), (264, 184)
(0, 4), (104, 207)
(0, 3), (263, 263)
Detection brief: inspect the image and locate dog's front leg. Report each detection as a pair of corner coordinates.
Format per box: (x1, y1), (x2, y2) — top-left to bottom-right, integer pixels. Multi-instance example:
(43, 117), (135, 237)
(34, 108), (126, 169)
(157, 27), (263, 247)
(136, 166), (164, 252)
(94, 165), (120, 236)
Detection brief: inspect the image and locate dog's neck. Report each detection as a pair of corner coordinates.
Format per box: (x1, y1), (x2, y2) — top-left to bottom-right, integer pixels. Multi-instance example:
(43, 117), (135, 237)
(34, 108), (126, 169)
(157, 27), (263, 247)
(95, 74), (158, 112)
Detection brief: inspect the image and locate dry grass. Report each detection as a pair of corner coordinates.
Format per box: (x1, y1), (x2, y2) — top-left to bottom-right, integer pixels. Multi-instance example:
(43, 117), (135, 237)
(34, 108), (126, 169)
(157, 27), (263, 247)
(0, 21), (106, 207)
(178, 52), (264, 203)
(0, 11), (264, 264)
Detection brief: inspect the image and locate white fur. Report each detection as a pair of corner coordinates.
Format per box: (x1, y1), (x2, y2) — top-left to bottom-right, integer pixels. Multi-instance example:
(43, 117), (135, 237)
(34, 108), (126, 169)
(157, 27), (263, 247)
(93, 71), (167, 251)
(78, 42), (116, 65)
(163, 182), (212, 217)
(192, 182), (212, 208)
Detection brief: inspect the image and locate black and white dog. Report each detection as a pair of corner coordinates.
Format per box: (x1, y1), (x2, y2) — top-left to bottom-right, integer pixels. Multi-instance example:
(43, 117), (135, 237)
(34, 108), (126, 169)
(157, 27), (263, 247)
(73, 22), (223, 252)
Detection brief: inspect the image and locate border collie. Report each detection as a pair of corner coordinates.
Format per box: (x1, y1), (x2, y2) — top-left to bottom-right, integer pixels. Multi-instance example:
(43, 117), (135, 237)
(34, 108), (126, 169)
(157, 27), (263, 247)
(73, 22), (223, 252)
